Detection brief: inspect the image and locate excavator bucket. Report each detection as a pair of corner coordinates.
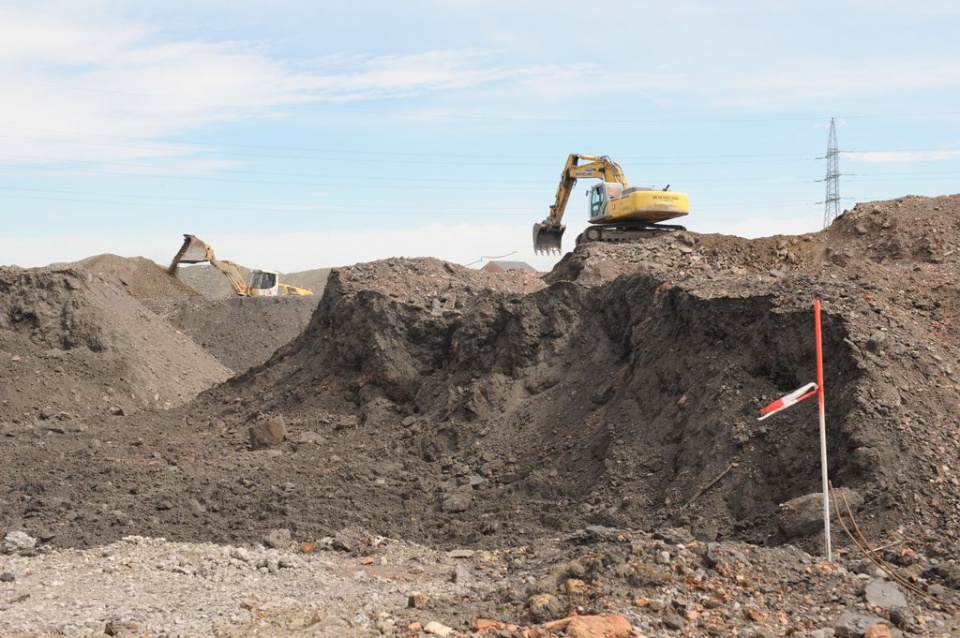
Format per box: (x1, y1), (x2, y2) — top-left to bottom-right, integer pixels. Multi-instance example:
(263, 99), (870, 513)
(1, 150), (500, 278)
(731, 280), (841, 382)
(167, 234), (215, 274)
(533, 222), (565, 255)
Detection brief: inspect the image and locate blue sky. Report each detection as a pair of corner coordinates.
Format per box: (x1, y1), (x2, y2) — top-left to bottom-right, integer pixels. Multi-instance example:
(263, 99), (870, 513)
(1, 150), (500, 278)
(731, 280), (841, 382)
(2, 0), (959, 272)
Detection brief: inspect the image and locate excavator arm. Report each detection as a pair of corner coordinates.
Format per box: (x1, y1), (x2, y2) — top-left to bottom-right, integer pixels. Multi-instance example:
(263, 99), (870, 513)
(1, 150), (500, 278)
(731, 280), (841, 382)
(533, 154), (629, 254)
(167, 234), (314, 297)
(167, 234), (249, 295)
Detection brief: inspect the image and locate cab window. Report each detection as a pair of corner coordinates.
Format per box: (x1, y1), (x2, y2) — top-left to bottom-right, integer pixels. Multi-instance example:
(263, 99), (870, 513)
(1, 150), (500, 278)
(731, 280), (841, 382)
(250, 272), (277, 289)
(590, 185), (604, 217)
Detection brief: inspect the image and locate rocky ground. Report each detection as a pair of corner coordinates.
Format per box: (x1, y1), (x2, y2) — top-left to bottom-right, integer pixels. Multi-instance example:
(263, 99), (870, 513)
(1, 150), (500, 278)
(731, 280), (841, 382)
(2, 194), (960, 637)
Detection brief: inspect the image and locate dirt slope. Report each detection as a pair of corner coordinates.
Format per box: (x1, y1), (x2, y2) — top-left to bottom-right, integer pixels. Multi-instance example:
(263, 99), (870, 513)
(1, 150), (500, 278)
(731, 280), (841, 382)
(143, 295), (318, 374)
(0, 266), (231, 425)
(3, 196), (958, 558)
(76, 254), (198, 299)
(73, 254), (323, 374)
(2, 195), (960, 636)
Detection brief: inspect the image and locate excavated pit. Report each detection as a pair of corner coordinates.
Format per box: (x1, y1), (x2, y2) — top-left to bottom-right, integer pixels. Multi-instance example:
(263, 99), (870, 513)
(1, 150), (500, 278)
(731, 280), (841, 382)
(193, 263), (867, 549)
(1, 195), (959, 559)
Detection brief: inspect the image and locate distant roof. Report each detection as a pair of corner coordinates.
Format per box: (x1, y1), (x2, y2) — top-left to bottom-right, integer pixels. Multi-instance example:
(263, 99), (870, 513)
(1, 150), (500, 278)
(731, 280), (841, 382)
(484, 260), (537, 273)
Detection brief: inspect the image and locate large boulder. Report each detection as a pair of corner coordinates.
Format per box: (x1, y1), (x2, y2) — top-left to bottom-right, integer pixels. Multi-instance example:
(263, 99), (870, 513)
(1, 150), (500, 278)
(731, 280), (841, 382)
(779, 488), (863, 539)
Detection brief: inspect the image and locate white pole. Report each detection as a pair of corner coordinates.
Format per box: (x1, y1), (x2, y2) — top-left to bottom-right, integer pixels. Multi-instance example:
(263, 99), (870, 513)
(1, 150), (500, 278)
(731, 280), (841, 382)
(815, 300), (832, 561)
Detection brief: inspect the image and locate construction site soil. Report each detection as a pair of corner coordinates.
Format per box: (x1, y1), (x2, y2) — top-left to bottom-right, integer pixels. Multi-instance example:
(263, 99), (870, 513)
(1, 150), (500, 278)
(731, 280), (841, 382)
(2, 195), (960, 637)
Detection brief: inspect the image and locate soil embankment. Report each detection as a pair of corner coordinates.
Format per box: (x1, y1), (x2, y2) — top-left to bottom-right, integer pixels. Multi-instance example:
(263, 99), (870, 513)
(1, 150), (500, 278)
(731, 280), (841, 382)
(2, 195), (960, 636)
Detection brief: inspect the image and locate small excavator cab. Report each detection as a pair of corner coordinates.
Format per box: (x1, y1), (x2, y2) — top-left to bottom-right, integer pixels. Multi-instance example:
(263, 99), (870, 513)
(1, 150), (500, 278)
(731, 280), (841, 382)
(533, 221), (565, 255)
(249, 271), (277, 291)
(248, 270), (279, 296)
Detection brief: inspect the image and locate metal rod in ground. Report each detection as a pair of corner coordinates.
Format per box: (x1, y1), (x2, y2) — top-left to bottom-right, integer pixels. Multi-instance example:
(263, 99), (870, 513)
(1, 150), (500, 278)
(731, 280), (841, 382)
(682, 461), (737, 509)
(815, 299), (832, 561)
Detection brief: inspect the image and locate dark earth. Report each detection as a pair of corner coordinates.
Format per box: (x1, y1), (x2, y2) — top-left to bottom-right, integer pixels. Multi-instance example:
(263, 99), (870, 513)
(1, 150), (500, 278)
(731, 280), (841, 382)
(2, 195), (960, 637)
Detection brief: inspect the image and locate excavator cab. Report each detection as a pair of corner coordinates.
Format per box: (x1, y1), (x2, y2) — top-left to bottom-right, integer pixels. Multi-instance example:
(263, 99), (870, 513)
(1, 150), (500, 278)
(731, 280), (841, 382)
(588, 182), (623, 221)
(248, 270), (280, 296)
(249, 270), (313, 297)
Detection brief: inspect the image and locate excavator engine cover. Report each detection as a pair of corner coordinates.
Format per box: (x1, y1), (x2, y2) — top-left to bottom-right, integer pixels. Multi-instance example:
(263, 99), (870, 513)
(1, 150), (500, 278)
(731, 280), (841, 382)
(533, 222), (565, 255)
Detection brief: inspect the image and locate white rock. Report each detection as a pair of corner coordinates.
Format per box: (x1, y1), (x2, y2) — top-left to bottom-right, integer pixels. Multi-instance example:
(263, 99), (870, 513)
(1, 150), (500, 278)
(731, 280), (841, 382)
(424, 620), (453, 636)
(1, 531), (37, 554)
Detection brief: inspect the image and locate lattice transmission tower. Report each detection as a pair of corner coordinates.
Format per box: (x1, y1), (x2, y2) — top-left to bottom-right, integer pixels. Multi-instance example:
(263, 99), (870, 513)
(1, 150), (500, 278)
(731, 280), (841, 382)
(823, 117), (841, 229)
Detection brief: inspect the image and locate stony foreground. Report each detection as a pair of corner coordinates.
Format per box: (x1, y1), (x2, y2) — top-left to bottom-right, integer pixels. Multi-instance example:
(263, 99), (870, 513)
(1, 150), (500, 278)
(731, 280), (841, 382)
(2, 525), (958, 637)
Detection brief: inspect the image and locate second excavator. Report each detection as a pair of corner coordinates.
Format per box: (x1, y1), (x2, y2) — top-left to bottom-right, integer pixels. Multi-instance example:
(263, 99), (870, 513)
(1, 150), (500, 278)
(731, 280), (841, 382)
(167, 234), (313, 297)
(533, 154), (689, 254)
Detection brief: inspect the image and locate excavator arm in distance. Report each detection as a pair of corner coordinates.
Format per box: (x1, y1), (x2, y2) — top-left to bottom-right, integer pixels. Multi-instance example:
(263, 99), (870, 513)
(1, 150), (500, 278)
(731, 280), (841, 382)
(167, 234), (313, 297)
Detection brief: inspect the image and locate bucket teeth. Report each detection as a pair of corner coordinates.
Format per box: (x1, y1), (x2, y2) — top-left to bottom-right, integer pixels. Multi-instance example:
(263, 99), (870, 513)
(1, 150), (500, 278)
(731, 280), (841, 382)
(533, 223), (565, 255)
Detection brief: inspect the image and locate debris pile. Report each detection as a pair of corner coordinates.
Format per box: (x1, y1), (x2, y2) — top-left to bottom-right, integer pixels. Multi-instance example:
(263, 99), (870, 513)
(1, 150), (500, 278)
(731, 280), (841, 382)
(1, 194), (960, 636)
(76, 254), (199, 299)
(0, 266), (230, 424)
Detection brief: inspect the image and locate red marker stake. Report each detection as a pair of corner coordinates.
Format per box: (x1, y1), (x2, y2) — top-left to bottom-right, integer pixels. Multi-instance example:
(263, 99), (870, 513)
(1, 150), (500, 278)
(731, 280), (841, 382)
(815, 299), (832, 561)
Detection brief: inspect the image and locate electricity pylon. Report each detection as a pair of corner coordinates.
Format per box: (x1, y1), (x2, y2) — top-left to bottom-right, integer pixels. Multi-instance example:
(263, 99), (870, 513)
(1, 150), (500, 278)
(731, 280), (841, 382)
(823, 118), (841, 229)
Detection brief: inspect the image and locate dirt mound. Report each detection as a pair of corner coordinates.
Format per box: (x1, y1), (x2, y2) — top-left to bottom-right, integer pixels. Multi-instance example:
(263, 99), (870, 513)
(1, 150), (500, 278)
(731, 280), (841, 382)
(142, 295), (318, 374)
(76, 254), (199, 299)
(183, 255), (863, 550)
(0, 266), (231, 426)
(279, 267), (333, 297)
(174, 263), (251, 299)
(2, 198), (960, 568)
(187, 201), (957, 552)
(825, 193), (960, 265)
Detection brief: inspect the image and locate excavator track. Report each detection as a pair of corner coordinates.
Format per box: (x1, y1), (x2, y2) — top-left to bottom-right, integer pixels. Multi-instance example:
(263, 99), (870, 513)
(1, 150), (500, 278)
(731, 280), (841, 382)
(575, 223), (686, 245)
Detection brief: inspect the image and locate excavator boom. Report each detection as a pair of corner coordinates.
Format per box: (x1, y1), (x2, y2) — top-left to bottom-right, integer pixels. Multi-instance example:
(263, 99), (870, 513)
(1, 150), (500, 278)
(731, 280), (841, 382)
(534, 154), (629, 254)
(533, 154), (687, 254)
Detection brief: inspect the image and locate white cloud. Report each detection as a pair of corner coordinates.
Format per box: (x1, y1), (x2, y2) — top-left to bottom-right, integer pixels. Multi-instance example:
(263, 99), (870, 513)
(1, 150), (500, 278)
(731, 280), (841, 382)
(0, 223), (568, 273)
(0, 6), (556, 168)
(313, 51), (526, 98)
(0, 6), (143, 65)
(842, 149), (960, 163)
(692, 210), (822, 239)
(1, 211), (829, 276)
(4, 1), (959, 171)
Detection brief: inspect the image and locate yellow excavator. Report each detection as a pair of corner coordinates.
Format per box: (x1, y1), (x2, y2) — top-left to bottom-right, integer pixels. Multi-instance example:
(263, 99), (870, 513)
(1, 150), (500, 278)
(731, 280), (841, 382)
(533, 154), (689, 254)
(167, 234), (313, 297)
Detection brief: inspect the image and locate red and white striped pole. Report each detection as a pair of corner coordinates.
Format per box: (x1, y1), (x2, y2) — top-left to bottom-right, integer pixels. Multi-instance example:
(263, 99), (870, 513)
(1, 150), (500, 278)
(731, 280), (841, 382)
(757, 300), (831, 560)
(815, 299), (831, 561)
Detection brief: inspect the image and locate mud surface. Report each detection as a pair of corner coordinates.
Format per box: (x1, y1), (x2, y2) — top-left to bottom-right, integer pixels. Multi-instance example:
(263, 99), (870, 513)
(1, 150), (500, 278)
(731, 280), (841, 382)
(2, 194), (960, 636)
(142, 296), (318, 374)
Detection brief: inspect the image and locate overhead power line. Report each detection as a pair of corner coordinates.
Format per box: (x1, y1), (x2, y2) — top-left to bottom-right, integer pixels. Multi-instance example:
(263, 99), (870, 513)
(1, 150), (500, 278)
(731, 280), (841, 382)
(0, 134), (818, 167)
